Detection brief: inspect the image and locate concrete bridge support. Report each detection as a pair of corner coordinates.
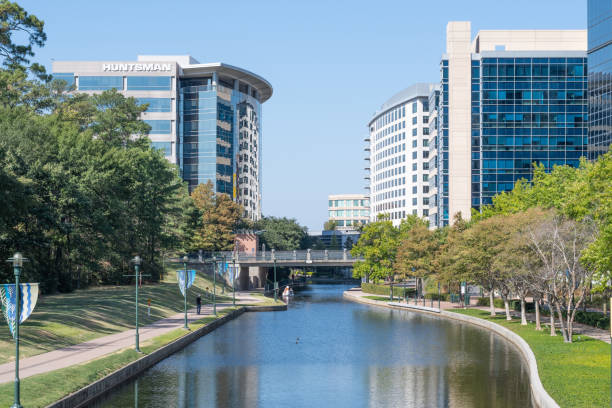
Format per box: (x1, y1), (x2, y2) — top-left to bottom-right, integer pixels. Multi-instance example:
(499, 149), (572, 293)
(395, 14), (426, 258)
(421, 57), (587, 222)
(238, 266), (267, 290)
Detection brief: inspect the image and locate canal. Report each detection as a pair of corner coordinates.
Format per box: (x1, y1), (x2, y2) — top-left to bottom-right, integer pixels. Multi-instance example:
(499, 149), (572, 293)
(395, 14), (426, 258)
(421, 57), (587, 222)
(92, 284), (532, 407)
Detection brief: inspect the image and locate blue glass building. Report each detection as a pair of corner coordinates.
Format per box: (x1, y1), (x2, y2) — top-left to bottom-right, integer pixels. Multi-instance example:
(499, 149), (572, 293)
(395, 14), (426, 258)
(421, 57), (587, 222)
(52, 56), (272, 220)
(429, 23), (588, 227)
(588, 0), (612, 159)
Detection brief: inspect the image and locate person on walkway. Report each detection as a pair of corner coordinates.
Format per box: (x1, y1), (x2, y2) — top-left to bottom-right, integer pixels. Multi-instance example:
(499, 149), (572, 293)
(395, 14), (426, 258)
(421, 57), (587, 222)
(196, 293), (202, 315)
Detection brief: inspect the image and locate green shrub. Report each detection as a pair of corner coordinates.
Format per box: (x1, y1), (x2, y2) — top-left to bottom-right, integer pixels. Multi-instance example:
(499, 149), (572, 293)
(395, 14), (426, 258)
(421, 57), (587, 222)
(512, 300), (535, 313)
(476, 296), (504, 308)
(574, 311), (610, 330)
(425, 293), (449, 301)
(361, 282), (415, 298)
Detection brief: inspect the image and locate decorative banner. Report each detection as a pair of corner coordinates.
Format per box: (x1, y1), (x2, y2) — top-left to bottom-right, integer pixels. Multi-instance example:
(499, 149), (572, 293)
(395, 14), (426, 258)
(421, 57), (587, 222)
(0, 283), (39, 339)
(177, 270), (196, 297)
(219, 262), (228, 277)
(229, 264), (239, 284)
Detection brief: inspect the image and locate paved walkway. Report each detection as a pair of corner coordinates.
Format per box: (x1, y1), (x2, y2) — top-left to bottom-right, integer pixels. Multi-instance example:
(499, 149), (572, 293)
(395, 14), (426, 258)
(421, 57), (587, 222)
(348, 288), (611, 343)
(0, 292), (262, 383)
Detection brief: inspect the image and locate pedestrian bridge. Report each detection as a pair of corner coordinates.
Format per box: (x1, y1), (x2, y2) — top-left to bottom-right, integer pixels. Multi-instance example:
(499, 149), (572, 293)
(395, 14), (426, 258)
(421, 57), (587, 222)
(175, 250), (362, 290)
(225, 249), (362, 267)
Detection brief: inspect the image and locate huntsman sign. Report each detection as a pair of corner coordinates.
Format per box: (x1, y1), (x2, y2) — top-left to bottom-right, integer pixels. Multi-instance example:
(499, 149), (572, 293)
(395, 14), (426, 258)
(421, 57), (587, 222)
(102, 63), (173, 72)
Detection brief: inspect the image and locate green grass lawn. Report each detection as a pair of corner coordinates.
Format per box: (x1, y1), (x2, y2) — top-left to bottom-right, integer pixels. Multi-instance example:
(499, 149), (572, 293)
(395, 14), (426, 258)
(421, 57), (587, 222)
(364, 295), (392, 302)
(0, 263), (232, 364)
(246, 293), (286, 307)
(0, 308), (237, 408)
(450, 308), (610, 408)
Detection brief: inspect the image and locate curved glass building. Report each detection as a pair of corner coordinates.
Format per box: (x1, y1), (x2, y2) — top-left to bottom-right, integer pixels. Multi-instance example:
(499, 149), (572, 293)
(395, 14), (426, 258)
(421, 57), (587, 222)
(52, 55), (272, 221)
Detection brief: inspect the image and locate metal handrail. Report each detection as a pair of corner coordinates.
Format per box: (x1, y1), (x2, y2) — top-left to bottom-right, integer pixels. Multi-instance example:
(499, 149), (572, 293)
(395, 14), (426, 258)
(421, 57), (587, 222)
(175, 249), (362, 263)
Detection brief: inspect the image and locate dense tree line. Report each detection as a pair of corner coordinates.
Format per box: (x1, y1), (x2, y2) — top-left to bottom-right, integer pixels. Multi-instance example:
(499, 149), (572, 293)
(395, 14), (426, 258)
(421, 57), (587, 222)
(0, 2), (194, 291)
(352, 152), (611, 343)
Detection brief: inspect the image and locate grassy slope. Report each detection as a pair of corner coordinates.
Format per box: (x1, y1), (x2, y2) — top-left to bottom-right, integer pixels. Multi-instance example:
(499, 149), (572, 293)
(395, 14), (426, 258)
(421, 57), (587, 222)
(0, 262), (232, 363)
(0, 309), (237, 408)
(450, 309), (609, 408)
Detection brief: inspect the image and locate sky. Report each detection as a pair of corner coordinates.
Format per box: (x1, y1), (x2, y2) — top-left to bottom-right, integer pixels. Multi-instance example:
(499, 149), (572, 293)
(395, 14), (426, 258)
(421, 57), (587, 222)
(18, 0), (587, 231)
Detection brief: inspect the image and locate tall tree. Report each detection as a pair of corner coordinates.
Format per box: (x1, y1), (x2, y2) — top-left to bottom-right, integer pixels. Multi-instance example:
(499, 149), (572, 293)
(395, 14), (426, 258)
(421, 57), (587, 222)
(351, 219), (398, 283)
(254, 216), (308, 251)
(191, 181), (244, 252)
(395, 218), (438, 296)
(0, 0), (47, 78)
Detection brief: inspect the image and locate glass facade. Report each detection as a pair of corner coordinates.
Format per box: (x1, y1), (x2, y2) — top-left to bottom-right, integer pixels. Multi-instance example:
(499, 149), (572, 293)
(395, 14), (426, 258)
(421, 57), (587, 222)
(475, 56), (587, 209)
(78, 76), (123, 90)
(127, 76), (172, 90)
(179, 78), (263, 220)
(144, 119), (172, 134)
(588, 0), (612, 159)
(52, 73), (75, 87)
(151, 141), (172, 157)
(438, 60), (450, 226)
(136, 98), (172, 112)
(429, 53), (588, 228)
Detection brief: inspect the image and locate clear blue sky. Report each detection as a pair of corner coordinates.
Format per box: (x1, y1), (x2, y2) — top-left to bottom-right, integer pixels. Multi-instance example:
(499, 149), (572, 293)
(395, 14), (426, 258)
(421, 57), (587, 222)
(19, 0), (586, 231)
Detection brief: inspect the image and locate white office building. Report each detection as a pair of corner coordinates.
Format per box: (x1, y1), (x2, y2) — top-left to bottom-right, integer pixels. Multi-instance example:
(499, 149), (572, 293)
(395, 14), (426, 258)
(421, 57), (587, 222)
(367, 83), (436, 225)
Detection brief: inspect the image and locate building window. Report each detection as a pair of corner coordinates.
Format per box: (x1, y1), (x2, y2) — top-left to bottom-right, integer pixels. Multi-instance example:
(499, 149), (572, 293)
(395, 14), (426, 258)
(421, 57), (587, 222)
(412, 128), (417, 136)
(53, 73), (75, 87)
(151, 141), (171, 156)
(412, 117), (417, 125)
(412, 102), (417, 113)
(78, 76), (123, 90)
(136, 98), (172, 112)
(127, 76), (172, 90)
(329, 200), (333, 207)
(145, 120), (172, 134)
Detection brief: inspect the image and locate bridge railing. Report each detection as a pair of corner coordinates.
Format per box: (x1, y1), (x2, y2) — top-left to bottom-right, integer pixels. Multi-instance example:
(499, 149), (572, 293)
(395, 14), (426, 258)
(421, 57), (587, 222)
(179, 250), (363, 263)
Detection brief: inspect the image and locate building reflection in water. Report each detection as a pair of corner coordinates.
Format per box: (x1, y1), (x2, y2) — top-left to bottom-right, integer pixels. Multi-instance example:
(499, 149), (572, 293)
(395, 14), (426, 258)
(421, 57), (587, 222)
(90, 285), (531, 408)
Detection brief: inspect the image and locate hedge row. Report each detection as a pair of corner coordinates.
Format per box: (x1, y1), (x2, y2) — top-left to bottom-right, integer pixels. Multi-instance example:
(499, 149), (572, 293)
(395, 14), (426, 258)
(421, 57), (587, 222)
(361, 283), (415, 297)
(476, 297), (505, 308)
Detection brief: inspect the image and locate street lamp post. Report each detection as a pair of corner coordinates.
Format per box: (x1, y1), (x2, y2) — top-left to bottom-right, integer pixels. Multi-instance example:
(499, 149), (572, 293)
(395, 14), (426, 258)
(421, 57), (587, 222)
(124, 256), (149, 353)
(133, 256), (142, 352)
(272, 249), (277, 302)
(438, 282), (441, 310)
(222, 254), (226, 294)
(182, 255), (189, 330)
(7, 252), (26, 408)
(212, 256), (217, 316)
(232, 251), (237, 307)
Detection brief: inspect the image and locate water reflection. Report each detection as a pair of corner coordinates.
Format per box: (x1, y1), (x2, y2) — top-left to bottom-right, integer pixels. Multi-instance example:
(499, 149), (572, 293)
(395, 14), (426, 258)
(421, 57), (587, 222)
(91, 285), (531, 408)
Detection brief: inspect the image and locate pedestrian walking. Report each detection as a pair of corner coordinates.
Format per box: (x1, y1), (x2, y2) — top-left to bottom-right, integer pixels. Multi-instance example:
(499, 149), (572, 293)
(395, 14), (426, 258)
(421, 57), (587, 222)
(196, 293), (202, 314)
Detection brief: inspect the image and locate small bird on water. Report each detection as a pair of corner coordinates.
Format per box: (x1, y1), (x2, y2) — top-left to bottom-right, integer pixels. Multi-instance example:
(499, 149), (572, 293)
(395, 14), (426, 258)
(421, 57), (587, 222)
(296, 337), (300, 344)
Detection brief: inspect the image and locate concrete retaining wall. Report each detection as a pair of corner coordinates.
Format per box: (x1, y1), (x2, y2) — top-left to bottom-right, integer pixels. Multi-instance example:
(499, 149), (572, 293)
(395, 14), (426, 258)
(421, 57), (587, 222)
(47, 304), (283, 408)
(343, 291), (559, 408)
